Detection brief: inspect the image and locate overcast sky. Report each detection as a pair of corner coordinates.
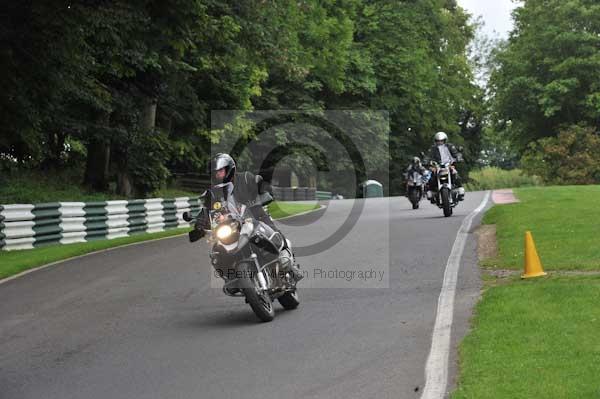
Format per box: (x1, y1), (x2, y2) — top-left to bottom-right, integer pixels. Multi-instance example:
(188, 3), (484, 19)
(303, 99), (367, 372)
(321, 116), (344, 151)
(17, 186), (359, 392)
(457, 0), (520, 39)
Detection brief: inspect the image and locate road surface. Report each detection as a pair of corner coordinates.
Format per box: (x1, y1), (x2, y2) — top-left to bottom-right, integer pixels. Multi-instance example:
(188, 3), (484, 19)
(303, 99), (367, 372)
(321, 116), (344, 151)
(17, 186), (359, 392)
(0, 192), (490, 399)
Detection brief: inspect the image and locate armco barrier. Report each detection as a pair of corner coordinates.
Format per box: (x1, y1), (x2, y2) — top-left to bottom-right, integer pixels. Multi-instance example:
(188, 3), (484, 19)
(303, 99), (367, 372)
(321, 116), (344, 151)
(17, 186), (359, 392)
(316, 191), (333, 200)
(0, 197), (201, 251)
(272, 186), (328, 201)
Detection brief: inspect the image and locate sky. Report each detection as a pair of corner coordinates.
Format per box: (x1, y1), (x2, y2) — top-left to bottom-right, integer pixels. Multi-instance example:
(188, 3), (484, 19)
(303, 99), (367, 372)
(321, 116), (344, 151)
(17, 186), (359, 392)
(457, 0), (520, 39)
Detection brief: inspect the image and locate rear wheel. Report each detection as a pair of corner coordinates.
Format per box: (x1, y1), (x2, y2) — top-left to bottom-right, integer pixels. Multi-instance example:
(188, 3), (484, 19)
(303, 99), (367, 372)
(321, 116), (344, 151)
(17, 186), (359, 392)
(278, 290), (300, 310)
(441, 188), (452, 217)
(239, 263), (275, 322)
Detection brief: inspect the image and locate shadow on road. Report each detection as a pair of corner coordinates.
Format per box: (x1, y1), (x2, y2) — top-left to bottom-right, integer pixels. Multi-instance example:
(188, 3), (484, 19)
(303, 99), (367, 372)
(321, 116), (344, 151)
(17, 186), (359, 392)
(174, 307), (291, 329)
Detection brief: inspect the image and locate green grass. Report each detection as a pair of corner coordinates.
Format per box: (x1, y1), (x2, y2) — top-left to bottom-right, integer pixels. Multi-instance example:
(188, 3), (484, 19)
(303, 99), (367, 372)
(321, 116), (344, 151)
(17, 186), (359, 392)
(267, 201), (320, 219)
(0, 200), (320, 280)
(452, 276), (600, 399)
(0, 170), (118, 204)
(453, 184), (600, 398)
(0, 170), (197, 204)
(466, 167), (542, 191)
(0, 228), (191, 280)
(482, 185), (600, 270)
(152, 187), (198, 199)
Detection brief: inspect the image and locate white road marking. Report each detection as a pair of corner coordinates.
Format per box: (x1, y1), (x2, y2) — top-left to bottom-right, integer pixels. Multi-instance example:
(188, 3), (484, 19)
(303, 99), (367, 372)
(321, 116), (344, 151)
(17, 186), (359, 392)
(421, 191), (491, 399)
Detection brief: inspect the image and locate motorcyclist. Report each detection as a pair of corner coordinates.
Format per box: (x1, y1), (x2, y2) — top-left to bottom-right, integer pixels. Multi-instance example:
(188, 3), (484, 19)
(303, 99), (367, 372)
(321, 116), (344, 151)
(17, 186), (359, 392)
(195, 153), (275, 230)
(404, 156), (430, 193)
(195, 153), (303, 280)
(426, 132), (465, 201)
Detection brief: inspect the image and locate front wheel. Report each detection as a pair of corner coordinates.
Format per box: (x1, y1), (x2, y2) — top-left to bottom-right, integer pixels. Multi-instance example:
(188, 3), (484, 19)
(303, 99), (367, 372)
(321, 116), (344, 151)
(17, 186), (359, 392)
(441, 187), (452, 217)
(408, 188), (420, 209)
(278, 290), (300, 310)
(239, 263), (275, 322)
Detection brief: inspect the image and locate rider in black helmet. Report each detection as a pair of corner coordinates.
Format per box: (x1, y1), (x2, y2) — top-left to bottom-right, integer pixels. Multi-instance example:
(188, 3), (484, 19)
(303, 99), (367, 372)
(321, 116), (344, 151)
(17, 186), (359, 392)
(404, 156), (430, 194)
(196, 153), (303, 281)
(197, 153), (276, 232)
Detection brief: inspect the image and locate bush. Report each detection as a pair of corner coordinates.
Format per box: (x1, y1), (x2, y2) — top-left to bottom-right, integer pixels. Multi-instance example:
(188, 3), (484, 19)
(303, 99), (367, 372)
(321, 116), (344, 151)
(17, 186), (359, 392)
(466, 167), (542, 191)
(521, 125), (600, 185)
(0, 169), (112, 204)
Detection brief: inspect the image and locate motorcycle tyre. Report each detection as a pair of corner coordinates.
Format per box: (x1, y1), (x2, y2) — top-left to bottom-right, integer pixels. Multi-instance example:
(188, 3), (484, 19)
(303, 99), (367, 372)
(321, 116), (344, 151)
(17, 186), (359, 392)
(441, 187), (453, 217)
(239, 263), (275, 322)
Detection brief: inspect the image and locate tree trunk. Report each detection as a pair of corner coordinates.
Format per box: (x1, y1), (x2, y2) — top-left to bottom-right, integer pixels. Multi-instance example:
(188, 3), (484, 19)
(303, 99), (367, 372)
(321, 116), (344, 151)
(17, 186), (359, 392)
(116, 97), (157, 197)
(142, 97), (157, 133)
(42, 131), (66, 170)
(116, 170), (133, 197)
(84, 112), (111, 191)
(84, 140), (110, 191)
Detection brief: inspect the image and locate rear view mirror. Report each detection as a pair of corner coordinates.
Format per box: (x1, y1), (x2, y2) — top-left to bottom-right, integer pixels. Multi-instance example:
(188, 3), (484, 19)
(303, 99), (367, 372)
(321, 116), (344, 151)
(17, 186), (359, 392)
(182, 211), (193, 222)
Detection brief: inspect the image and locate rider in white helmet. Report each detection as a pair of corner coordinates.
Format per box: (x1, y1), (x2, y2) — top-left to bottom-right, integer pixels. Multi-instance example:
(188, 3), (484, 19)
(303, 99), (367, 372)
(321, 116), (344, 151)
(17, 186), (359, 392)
(426, 132), (465, 201)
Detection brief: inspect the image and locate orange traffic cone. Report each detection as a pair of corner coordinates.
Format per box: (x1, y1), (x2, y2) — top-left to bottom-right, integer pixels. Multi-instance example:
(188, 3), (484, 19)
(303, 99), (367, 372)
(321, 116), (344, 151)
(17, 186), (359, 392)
(521, 231), (547, 279)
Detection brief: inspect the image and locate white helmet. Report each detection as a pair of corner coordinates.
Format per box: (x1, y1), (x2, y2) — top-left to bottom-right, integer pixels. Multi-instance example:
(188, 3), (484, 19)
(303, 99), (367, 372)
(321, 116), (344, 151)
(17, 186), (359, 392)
(434, 131), (448, 143)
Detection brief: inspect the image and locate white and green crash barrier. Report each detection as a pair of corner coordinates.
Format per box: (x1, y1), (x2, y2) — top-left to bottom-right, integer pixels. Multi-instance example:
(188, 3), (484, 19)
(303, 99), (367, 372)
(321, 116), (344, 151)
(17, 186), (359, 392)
(0, 197), (201, 251)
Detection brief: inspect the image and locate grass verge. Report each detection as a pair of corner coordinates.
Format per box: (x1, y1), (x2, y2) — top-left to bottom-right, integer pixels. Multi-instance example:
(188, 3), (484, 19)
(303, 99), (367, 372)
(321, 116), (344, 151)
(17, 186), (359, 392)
(0, 228), (191, 280)
(267, 201), (320, 219)
(452, 276), (600, 399)
(0, 200), (320, 281)
(452, 184), (600, 398)
(482, 185), (600, 270)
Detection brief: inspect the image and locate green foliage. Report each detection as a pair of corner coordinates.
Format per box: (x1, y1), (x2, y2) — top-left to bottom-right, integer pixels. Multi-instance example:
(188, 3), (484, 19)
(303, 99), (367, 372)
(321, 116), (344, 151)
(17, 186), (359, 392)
(521, 125), (600, 185)
(466, 167), (541, 191)
(0, 170), (118, 204)
(0, 169), (194, 204)
(126, 130), (172, 195)
(490, 0), (600, 149)
(1, 1), (483, 197)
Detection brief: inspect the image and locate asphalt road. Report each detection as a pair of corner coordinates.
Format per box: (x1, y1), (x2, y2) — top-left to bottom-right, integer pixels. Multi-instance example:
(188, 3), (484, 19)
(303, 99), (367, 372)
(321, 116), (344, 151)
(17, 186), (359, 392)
(0, 192), (489, 399)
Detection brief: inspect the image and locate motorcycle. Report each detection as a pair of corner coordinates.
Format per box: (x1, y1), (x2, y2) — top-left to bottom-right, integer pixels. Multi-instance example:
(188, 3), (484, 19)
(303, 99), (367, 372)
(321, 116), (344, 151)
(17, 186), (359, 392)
(406, 169), (430, 209)
(183, 195), (300, 322)
(428, 161), (462, 217)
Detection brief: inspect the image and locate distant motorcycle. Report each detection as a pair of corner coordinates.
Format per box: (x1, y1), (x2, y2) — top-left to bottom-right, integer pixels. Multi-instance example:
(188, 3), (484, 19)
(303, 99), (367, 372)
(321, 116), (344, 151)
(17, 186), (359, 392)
(183, 196), (300, 322)
(406, 170), (430, 209)
(429, 161), (461, 217)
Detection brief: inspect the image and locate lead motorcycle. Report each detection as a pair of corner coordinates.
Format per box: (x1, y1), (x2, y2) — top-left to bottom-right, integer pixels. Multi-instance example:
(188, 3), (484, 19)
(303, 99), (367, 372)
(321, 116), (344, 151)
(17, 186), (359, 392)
(183, 193), (300, 322)
(428, 161), (462, 217)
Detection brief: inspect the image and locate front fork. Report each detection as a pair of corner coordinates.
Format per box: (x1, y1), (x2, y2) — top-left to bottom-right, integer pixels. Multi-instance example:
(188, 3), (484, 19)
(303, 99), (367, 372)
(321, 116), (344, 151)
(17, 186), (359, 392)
(249, 253), (270, 291)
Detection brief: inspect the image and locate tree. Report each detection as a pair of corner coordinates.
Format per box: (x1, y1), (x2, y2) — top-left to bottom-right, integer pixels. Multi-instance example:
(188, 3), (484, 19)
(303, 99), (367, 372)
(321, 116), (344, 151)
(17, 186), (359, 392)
(490, 0), (600, 150)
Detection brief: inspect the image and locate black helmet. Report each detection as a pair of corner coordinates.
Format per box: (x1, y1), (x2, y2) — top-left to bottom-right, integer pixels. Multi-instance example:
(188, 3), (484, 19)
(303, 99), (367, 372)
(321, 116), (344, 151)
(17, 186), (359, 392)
(210, 153), (236, 185)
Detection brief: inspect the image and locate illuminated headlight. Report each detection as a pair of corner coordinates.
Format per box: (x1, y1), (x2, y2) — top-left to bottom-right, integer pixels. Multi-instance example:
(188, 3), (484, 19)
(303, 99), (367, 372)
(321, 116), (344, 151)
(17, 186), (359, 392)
(216, 224), (233, 240)
(215, 222), (240, 245)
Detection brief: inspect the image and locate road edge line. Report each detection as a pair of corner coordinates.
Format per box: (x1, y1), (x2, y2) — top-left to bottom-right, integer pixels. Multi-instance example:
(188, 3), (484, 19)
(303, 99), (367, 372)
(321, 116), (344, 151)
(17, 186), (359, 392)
(420, 190), (491, 399)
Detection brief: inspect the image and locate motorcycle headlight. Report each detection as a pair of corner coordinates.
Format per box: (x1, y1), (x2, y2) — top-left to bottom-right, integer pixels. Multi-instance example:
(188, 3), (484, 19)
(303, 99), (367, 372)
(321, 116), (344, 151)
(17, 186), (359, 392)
(215, 222), (240, 245)
(216, 224), (233, 240)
